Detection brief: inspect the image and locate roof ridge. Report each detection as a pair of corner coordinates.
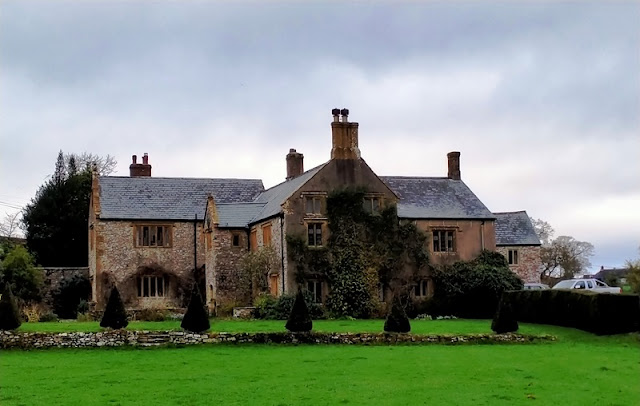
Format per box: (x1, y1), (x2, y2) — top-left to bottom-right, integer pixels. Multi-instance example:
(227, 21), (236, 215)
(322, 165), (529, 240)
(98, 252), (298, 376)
(381, 176), (450, 180)
(259, 162), (327, 193)
(493, 210), (528, 215)
(101, 176), (263, 181)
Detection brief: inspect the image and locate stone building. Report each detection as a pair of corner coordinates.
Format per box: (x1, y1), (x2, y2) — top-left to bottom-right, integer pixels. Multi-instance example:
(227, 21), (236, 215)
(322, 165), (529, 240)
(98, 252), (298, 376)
(88, 109), (540, 311)
(494, 211), (542, 283)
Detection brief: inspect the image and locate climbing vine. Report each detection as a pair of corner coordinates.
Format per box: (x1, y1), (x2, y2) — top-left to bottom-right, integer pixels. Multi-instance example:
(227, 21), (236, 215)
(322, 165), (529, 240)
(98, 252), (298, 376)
(287, 188), (430, 318)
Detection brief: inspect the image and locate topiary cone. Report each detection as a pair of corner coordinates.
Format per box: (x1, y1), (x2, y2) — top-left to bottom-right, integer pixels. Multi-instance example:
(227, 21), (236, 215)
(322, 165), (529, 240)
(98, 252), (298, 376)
(0, 284), (21, 330)
(181, 283), (210, 333)
(285, 290), (312, 332)
(100, 286), (129, 329)
(491, 294), (518, 333)
(384, 294), (411, 333)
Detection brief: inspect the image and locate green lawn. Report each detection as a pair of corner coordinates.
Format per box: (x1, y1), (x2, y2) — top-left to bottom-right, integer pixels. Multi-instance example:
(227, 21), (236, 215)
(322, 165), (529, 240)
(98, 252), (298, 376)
(3, 320), (638, 405)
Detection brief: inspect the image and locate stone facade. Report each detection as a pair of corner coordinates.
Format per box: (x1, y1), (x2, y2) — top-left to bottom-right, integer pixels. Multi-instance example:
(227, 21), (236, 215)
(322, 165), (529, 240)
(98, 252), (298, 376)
(496, 246), (542, 283)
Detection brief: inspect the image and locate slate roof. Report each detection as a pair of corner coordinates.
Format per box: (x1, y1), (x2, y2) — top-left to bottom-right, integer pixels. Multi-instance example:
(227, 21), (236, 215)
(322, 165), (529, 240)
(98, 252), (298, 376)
(250, 163), (327, 223)
(99, 176), (264, 220)
(216, 203), (265, 228)
(380, 177), (495, 220)
(494, 211), (541, 246)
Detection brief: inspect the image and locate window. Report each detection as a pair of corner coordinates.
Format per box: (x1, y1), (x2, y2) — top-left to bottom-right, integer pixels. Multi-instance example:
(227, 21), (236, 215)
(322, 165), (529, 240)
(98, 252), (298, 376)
(232, 234), (240, 247)
(307, 280), (322, 303)
(137, 276), (167, 298)
(595, 280), (606, 287)
(363, 197), (381, 214)
(262, 224), (272, 246)
(305, 196), (322, 214)
(586, 280), (593, 289)
(136, 225), (171, 247)
(432, 230), (455, 252)
(575, 281), (586, 289)
(250, 229), (257, 252)
(414, 280), (429, 298)
(308, 223), (323, 246)
(508, 249), (519, 265)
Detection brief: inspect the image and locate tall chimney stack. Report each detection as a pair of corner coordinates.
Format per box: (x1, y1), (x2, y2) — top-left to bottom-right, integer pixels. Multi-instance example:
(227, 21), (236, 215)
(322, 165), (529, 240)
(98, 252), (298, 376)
(286, 148), (304, 180)
(447, 151), (461, 180)
(330, 108), (360, 160)
(130, 152), (152, 177)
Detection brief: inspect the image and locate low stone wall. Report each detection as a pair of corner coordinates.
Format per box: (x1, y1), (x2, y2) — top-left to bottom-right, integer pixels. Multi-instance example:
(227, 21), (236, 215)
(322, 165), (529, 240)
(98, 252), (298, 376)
(0, 330), (555, 350)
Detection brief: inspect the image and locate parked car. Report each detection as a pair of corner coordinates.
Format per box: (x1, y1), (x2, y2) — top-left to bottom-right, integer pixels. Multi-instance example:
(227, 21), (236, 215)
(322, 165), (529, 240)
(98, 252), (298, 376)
(552, 279), (621, 293)
(524, 283), (550, 290)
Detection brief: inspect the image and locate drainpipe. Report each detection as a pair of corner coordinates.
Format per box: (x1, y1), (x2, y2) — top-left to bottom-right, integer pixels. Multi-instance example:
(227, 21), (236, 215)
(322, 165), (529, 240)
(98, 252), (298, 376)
(193, 213), (198, 273)
(480, 221), (485, 251)
(280, 214), (285, 294)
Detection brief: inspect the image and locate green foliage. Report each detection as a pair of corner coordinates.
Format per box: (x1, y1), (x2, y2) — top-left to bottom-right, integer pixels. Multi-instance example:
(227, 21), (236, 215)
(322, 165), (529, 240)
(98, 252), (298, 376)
(384, 295), (411, 333)
(285, 290), (312, 332)
(0, 245), (43, 303)
(0, 284), (21, 330)
(53, 274), (91, 319)
(181, 284), (210, 333)
(626, 258), (640, 294)
(100, 287), (128, 329)
(22, 151), (93, 267)
(253, 292), (324, 320)
(493, 289), (640, 335)
(239, 246), (279, 300)
(287, 188), (429, 319)
(431, 250), (523, 318)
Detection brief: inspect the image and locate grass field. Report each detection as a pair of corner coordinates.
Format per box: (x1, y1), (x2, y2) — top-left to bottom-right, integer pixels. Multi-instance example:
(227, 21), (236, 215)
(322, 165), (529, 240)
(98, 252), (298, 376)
(2, 320), (639, 405)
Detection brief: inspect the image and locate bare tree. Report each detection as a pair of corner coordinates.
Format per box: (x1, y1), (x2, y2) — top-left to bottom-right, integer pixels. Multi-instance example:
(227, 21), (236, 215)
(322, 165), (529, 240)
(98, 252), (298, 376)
(64, 152), (117, 176)
(530, 217), (555, 245)
(0, 212), (22, 238)
(540, 236), (595, 279)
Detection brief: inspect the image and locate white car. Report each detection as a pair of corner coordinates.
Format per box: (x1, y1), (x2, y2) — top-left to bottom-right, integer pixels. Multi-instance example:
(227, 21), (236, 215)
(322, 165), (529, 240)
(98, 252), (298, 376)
(552, 279), (621, 294)
(524, 283), (550, 290)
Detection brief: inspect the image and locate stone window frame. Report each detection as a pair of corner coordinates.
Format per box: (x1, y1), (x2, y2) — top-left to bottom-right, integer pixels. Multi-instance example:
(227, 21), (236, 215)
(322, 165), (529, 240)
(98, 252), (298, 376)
(508, 249), (519, 265)
(137, 275), (168, 298)
(231, 233), (241, 248)
(362, 194), (384, 214)
(302, 192), (327, 217)
(413, 279), (429, 298)
(431, 228), (456, 253)
(134, 224), (172, 248)
(306, 279), (323, 303)
(307, 222), (324, 247)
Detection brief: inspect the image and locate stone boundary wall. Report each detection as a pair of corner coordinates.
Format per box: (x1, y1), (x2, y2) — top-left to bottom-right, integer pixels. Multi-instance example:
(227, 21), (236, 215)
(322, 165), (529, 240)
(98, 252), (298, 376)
(0, 330), (555, 350)
(40, 267), (90, 306)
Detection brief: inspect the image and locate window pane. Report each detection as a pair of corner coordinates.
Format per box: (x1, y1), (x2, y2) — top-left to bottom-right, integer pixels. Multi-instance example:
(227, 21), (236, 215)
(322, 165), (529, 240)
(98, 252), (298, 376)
(372, 198), (379, 212)
(150, 277), (157, 297)
(315, 281), (322, 302)
(308, 225), (314, 245)
(315, 225), (322, 246)
(150, 226), (157, 246)
(143, 226), (150, 246)
(164, 227), (170, 247)
(137, 278), (142, 297)
(157, 277), (164, 297)
(157, 226), (164, 246)
(143, 277), (149, 297)
(447, 233), (453, 251)
(306, 198), (313, 213)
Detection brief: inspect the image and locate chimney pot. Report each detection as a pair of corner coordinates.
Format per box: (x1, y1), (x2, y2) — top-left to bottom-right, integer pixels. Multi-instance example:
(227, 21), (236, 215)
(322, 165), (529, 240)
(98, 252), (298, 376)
(332, 108), (340, 122)
(447, 151), (461, 180)
(132, 155), (137, 164)
(340, 108), (349, 122)
(142, 153), (149, 165)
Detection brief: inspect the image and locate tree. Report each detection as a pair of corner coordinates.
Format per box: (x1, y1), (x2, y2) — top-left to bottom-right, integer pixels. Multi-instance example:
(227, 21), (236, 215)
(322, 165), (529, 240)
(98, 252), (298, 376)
(384, 294), (411, 333)
(0, 245), (43, 303)
(22, 151), (94, 266)
(0, 212), (22, 239)
(239, 246), (279, 300)
(531, 217), (595, 279)
(64, 152), (117, 176)
(53, 274), (91, 319)
(540, 236), (595, 279)
(625, 247), (640, 294)
(0, 284), (21, 330)
(181, 283), (210, 333)
(100, 286), (128, 329)
(285, 290), (312, 332)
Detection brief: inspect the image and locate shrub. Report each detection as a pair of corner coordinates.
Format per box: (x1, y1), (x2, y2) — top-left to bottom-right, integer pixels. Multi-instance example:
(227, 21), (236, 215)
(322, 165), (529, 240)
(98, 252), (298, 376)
(181, 284), (210, 333)
(53, 274), (91, 319)
(491, 295), (519, 333)
(0, 245), (43, 303)
(39, 311), (59, 322)
(100, 286), (128, 329)
(431, 251), (523, 318)
(384, 295), (411, 333)
(0, 284), (21, 330)
(22, 302), (48, 323)
(493, 289), (640, 335)
(253, 293), (279, 319)
(285, 290), (312, 332)
(76, 299), (89, 315)
(136, 308), (169, 322)
(254, 292), (325, 320)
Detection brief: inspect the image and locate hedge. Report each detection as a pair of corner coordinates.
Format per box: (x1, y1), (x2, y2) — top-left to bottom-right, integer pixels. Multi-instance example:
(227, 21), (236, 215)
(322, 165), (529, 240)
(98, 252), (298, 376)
(492, 289), (640, 335)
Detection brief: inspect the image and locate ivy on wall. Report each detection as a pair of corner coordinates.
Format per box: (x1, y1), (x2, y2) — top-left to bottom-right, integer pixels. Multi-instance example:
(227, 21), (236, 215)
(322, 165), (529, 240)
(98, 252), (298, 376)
(287, 188), (430, 318)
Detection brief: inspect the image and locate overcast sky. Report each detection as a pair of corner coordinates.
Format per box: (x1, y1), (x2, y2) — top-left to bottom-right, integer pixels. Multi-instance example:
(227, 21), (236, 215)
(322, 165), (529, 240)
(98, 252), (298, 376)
(1, 1), (638, 272)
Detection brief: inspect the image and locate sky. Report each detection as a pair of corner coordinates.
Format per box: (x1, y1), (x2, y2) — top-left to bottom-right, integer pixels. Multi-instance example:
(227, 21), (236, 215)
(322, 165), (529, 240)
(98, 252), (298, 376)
(1, 1), (638, 272)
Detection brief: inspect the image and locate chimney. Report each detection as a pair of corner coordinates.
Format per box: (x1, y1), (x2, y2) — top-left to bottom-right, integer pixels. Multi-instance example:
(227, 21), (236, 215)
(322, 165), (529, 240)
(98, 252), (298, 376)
(129, 152), (152, 177)
(330, 107), (361, 160)
(447, 151), (461, 180)
(286, 148), (304, 180)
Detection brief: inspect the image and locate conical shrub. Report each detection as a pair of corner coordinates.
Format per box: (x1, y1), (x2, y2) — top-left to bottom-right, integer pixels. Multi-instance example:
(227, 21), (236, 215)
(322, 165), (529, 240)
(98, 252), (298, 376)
(384, 294), (411, 333)
(491, 295), (518, 333)
(0, 284), (21, 330)
(285, 290), (312, 332)
(181, 283), (210, 333)
(100, 286), (128, 329)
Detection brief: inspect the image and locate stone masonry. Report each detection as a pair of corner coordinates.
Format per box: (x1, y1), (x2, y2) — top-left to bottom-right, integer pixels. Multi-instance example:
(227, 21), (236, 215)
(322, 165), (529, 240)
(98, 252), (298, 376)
(497, 246), (541, 283)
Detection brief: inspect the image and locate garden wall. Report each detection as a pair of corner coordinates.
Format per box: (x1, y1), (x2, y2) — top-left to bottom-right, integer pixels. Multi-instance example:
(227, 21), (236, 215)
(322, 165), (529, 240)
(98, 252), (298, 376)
(0, 330), (554, 349)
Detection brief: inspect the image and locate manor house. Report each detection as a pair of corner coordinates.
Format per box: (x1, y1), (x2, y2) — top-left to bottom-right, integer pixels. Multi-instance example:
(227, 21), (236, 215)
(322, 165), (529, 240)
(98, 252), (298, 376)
(88, 109), (541, 312)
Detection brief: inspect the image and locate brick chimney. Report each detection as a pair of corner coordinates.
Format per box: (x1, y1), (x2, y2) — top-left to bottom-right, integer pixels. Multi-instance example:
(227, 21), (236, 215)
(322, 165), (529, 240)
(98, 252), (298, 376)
(286, 148), (304, 181)
(330, 108), (361, 160)
(130, 153), (152, 177)
(447, 151), (461, 180)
